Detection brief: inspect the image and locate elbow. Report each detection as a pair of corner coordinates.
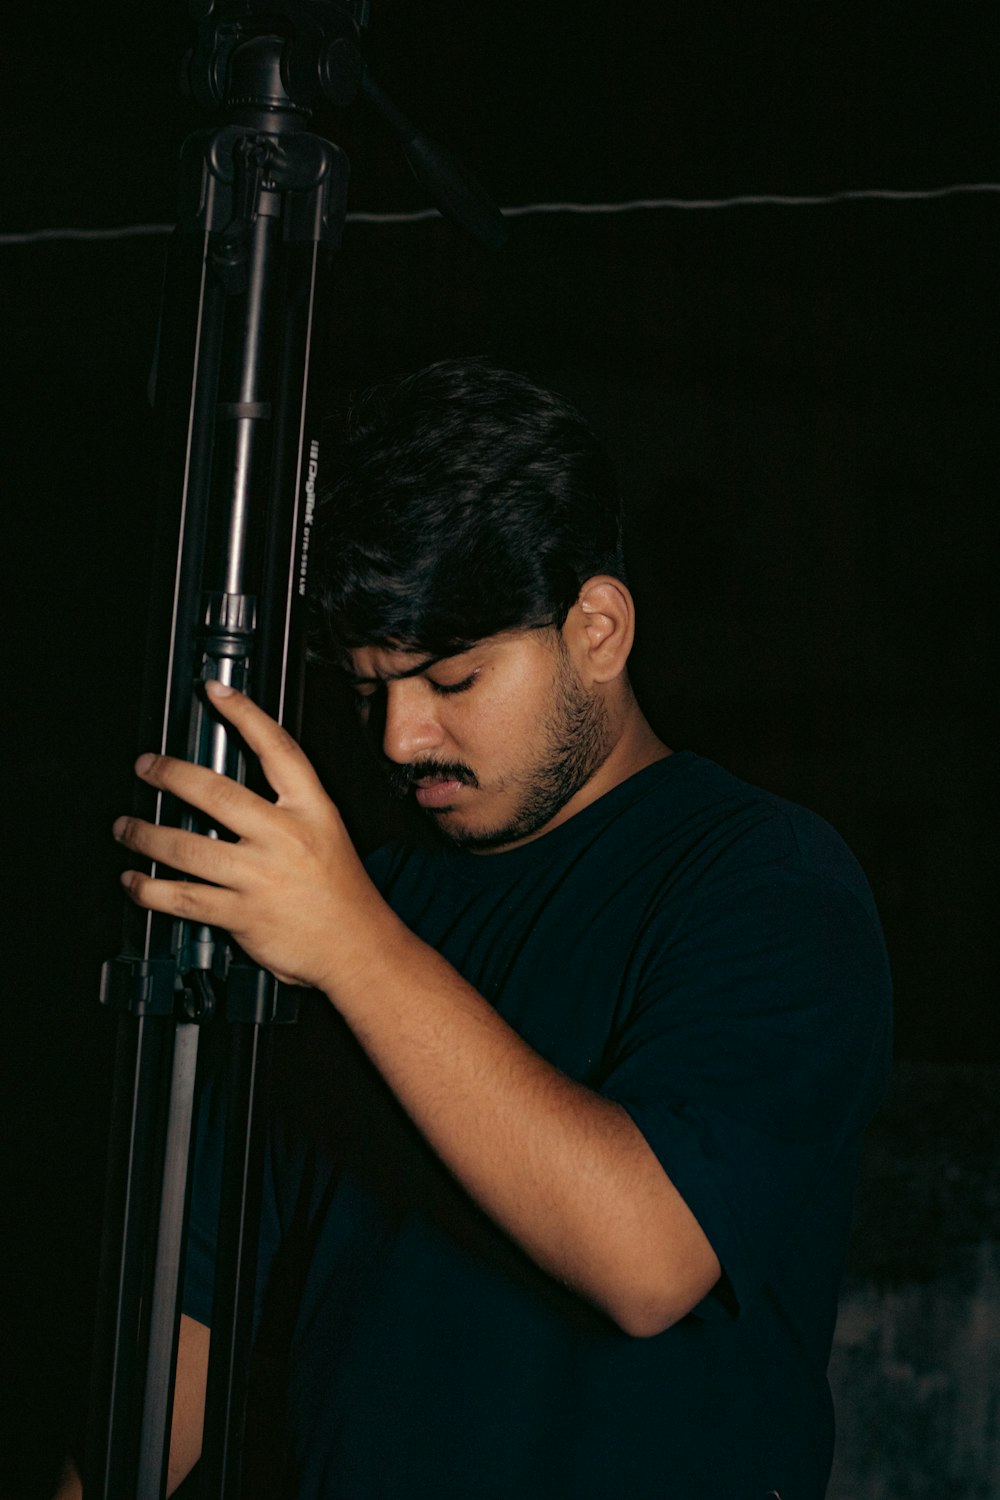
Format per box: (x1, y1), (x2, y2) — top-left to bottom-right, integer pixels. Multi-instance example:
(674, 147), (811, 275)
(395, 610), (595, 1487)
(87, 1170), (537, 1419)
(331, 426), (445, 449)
(611, 1302), (682, 1339)
(600, 1260), (723, 1339)
(603, 1286), (693, 1339)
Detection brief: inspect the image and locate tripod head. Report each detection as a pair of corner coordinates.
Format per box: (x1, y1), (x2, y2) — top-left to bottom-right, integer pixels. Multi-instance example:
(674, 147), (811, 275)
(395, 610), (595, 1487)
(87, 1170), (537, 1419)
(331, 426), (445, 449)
(184, 0), (507, 248)
(186, 0), (367, 124)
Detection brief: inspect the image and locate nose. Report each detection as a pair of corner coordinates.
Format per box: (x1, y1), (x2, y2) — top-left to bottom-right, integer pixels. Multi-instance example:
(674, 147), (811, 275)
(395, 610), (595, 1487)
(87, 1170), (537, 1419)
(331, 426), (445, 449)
(381, 681), (446, 765)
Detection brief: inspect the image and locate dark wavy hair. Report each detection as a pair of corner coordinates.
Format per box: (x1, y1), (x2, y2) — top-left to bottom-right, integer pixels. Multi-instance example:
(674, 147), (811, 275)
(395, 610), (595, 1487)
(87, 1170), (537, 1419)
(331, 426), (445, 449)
(308, 360), (624, 660)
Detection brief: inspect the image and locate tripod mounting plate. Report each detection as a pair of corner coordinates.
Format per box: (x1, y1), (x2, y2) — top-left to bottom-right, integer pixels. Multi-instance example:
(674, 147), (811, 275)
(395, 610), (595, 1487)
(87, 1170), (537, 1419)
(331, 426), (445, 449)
(186, 0), (366, 117)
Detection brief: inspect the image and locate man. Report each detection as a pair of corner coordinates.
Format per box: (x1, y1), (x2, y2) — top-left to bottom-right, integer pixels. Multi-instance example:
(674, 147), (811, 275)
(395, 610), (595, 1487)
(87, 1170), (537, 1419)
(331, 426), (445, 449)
(105, 361), (891, 1497)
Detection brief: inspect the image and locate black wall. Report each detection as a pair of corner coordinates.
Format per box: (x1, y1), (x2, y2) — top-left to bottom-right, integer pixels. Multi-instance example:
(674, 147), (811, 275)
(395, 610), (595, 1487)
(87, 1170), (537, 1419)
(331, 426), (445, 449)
(3, 4), (997, 1495)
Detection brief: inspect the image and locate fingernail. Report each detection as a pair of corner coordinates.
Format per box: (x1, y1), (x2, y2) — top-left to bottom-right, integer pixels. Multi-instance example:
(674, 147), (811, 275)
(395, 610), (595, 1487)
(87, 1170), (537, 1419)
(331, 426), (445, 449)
(112, 816), (128, 841)
(120, 871), (136, 892)
(135, 753), (156, 775)
(209, 680), (234, 697)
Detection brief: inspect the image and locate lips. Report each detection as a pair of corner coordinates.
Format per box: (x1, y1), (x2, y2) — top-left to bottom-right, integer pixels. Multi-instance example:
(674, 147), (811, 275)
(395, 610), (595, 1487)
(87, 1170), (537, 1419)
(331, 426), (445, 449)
(413, 776), (467, 809)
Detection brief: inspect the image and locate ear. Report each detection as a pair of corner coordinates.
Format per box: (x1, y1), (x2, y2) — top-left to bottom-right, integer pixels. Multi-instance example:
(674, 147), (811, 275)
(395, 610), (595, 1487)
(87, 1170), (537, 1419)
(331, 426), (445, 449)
(564, 576), (635, 685)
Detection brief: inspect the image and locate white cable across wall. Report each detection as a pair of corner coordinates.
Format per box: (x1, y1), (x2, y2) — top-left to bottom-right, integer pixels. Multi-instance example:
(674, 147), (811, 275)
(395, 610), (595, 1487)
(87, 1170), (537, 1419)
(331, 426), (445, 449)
(2, 181), (998, 246)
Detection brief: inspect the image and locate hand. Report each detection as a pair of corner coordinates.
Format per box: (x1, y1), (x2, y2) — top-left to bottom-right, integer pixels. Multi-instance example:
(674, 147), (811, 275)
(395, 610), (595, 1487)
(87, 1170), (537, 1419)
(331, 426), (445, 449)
(113, 680), (379, 991)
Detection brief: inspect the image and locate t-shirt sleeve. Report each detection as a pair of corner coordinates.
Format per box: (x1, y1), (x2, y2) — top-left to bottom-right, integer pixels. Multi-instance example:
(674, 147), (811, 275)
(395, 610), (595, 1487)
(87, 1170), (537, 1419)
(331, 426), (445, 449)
(598, 856), (892, 1319)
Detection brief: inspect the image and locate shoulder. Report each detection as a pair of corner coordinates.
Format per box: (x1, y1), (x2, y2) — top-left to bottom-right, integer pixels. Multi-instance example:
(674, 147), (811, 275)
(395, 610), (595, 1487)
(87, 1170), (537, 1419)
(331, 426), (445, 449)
(627, 754), (879, 916)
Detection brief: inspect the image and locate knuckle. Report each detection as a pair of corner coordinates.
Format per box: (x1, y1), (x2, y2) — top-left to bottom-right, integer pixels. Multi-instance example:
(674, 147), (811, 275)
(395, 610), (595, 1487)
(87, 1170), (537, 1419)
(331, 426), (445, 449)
(210, 772), (241, 816)
(271, 723), (297, 756)
(165, 828), (194, 868)
(173, 883), (203, 918)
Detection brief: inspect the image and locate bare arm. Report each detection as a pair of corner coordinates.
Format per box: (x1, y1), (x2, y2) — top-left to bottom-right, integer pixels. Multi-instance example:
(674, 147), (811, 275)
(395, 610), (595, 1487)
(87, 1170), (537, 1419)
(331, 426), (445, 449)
(325, 919), (720, 1335)
(53, 1315), (210, 1500)
(114, 684), (720, 1337)
(167, 1314), (211, 1493)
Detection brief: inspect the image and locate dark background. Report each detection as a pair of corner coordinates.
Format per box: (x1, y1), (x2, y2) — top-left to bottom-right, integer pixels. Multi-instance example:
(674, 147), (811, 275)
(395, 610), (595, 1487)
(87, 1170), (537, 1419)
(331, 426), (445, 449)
(3, 3), (997, 1496)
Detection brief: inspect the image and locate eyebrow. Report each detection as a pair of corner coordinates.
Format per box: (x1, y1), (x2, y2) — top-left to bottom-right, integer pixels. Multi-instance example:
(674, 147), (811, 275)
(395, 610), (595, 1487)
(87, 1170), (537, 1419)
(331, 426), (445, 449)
(340, 651), (454, 688)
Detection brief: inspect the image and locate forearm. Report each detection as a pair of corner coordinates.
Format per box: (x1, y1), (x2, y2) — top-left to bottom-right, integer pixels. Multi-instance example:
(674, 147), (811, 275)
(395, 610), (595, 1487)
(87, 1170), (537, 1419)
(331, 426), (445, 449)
(167, 1315), (210, 1492)
(323, 907), (719, 1336)
(52, 1461), (81, 1500)
(55, 1316), (209, 1500)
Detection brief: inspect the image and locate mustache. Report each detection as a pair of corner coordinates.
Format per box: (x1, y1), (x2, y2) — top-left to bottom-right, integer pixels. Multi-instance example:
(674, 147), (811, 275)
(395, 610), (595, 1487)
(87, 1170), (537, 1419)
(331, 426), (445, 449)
(383, 759), (480, 800)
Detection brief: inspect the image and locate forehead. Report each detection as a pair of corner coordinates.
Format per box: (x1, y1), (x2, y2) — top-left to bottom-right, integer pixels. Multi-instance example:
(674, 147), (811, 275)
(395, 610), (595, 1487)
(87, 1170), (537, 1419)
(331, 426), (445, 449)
(342, 643), (454, 685)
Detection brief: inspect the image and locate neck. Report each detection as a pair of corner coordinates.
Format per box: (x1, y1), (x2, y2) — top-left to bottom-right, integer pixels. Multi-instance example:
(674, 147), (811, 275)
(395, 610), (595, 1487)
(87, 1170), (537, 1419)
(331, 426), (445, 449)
(478, 692), (670, 853)
(594, 692), (672, 797)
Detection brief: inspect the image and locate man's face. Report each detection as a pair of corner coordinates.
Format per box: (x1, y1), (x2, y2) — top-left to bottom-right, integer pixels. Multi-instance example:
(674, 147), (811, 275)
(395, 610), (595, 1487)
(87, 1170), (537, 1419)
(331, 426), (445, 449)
(345, 628), (613, 852)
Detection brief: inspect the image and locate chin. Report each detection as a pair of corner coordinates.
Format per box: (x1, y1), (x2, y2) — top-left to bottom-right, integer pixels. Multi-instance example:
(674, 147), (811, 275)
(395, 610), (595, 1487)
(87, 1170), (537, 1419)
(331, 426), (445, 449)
(437, 812), (549, 854)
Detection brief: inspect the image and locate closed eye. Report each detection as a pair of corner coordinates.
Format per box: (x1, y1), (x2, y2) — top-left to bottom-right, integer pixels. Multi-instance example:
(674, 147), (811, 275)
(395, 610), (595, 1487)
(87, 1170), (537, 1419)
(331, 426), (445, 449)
(348, 671), (477, 715)
(350, 684), (381, 717)
(429, 672), (478, 696)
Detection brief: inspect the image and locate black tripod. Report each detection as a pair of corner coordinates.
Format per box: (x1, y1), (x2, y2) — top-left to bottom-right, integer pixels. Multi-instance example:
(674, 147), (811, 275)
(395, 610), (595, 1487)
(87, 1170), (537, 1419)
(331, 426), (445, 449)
(84, 5), (505, 1497)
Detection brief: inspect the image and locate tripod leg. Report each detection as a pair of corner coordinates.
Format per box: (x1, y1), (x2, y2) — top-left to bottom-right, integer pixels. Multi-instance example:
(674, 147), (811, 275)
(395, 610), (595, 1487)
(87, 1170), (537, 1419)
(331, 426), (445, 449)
(86, 1013), (181, 1499)
(137, 1023), (202, 1498)
(199, 1022), (272, 1500)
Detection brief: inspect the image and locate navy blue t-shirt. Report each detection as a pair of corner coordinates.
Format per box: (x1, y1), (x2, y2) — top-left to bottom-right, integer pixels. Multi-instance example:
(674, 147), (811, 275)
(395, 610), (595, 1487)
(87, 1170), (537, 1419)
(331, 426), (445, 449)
(185, 753), (892, 1499)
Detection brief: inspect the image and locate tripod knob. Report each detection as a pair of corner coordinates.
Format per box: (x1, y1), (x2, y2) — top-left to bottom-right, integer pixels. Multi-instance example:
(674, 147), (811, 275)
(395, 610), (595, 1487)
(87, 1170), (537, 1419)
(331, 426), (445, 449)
(282, 24), (363, 110)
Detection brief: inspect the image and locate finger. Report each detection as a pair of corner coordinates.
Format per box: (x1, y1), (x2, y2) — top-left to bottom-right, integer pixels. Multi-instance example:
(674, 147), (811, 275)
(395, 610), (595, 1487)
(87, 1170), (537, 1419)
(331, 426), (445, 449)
(120, 869), (238, 929)
(113, 815), (242, 887)
(133, 753), (276, 840)
(204, 680), (325, 804)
